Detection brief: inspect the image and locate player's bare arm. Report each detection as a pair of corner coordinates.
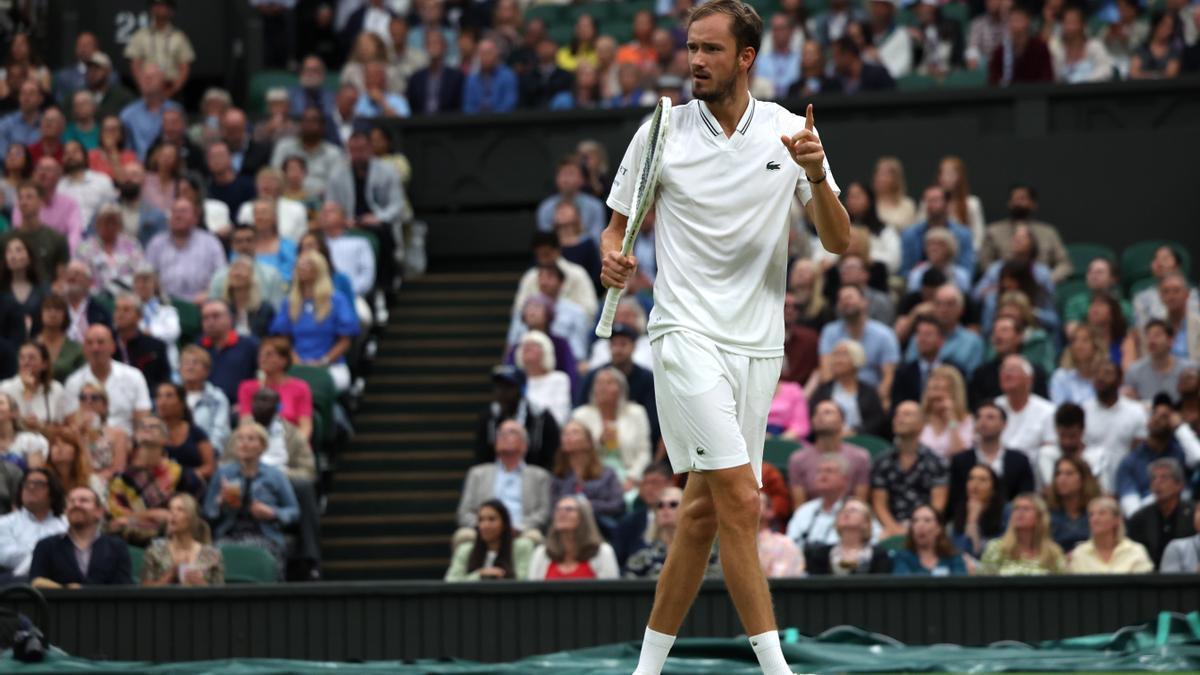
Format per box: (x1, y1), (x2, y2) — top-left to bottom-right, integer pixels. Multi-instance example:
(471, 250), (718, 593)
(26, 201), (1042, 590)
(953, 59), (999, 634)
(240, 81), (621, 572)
(781, 104), (851, 255)
(600, 211), (635, 290)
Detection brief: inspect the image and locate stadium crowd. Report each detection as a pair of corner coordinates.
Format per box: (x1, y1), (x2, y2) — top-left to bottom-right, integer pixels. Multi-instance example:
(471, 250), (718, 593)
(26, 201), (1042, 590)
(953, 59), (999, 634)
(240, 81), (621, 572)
(0, 0), (425, 586)
(454, 147), (1200, 581)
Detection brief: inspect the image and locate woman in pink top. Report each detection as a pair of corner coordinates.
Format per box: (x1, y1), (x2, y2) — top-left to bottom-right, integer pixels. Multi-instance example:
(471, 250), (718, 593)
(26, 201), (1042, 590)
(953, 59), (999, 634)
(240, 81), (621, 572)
(919, 365), (974, 458)
(88, 116), (136, 182)
(237, 336), (313, 440)
(767, 380), (810, 440)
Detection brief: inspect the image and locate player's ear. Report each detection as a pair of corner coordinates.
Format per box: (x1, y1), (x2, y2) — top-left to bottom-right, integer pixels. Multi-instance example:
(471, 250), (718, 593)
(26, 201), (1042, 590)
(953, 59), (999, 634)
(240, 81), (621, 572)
(742, 47), (757, 71)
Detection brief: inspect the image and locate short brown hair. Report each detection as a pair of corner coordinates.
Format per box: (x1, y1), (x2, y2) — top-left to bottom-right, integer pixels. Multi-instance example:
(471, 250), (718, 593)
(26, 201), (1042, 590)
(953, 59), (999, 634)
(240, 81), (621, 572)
(688, 0), (763, 60)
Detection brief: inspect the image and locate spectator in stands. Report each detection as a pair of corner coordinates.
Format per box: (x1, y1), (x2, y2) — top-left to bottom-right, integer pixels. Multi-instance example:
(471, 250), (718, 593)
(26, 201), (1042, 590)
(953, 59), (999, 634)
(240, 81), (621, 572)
(0, 342), (65, 424)
(1083, 361), (1148, 490)
(907, 229), (971, 294)
(1103, 0), (1152, 76)
(221, 259), (276, 339)
(510, 266), (589, 363)
(900, 186), (973, 277)
(869, 157), (916, 231)
(895, 309), (962, 406)
(209, 225), (287, 309)
(199, 299), (260, 406)
(589, 300), (652, 372)
(1084, 293), (1136, 369)
(463, 37), (518, 114)
(269, 110), (343, 199)
(758, 491), (805, 577)
(0, 391), (46, 467)
(518, 231), (600, 328)
(54, 32), (101, 106)
(873, 401), (948, 534)
(16, 157), (82, 251)
(106, 415), (195, 540)
(973, 225), (1053, 306)
(537, 156), (606, 243)
(286, 56), (334, 119)
(316, 201), (374, 302)
(270, 252), (359, 392)
(179, 346), (229, 457)
(329, 84), (361, 147)
(834, 254), (894, 324)
(1157, 274), (1200, 362)
(549, 202), (601, 290)
(2, 182), (69, 283)
(1116, 395), (1198, 517)
(1049, 325), (1103, 405)
(140, 493), (223, 586)
(909, 0), (967, 77)
(205, 142), (256, 218)
(867, 0), (914, 78)
(810, 339), (888, 438)
(60, 262), (111, 345)
(125, 0), (194, 96)
(30, 485), (132, 588)
(782, 292), (821, 386)
(36, 295), (84, 383)
(530, 495), (620, 580)
(81, 54), (132, 125)
(475, 365), (559, 469)
(1126, 319), (1195, 402)
(827, 36), (896, 93)
(892, 504), (966, 575)
(354, 61), (412, 119)
(0, 81), (42, 159)
(512, 330), (571, 427)
(246, 200), (297, 284)
(130, 267), (181, 369)
(1045, 454), (1101, 553)
(819, 286), (899, 400)
(519, 37), (572, 109)
(995, 355), (1056, 462)
(947, 462), (1005, 558)
(550, 420), (625, 533)
(458, 419), (552, 544)
(247, 387), (314, 482)
(969, 316), (1049, 409)
(614, 462), (672, 567)
(788, 40), (834, 97)
(805, 499), (893, 575)
(89, 115), (134, 183)
(141, 143), (182, 213)
(65, 382), (129, 485)
(1132, 247), (1198, 329)
(625, 486), (719, 580)
(948, 401), (1036, 509)
(0, 142), (32, 206)
(1161, 505), (1200, 572)
(840, 183), (901, 276)
(156, 382), (216, 482)
(811, 0), (868, 47)
(0, 469), (65, 580)
(120, 65), (183, 162)
(916, 365), (973, 458)
(0, 235), (45, 333)
(572, 367), (652, 490)
(445, 499), (533, 581)
(758, 14), (803, 98)
(113, 163), (167, 246)
(787, 401), (872, 507)
(1066, 495), (1152, 573)
(506, 296), (578, 388)
(62, 325), (151, 435)
(49, 434), (98, 501)
(989, 5), (1054, 85)
(1131, 12), (1182, 79)
(1050, 7), (1116, 83)
(111, 293), (170, 393)
(979, 184), (1071, 282)
(768, 378), (810, 441)
(578, 321), (657, 422)
(408, 29), (464, 115)
(979, 494), (1065, 574)
(146, 198), (227, 305)
(983, 290), (1058, 373)
(58, 141), (115, 229)
(205, 421), (299, 577)
(29, 107), (65, 165)
(1127, 457), (1195, 568)
(280, 156), (321, 218)
(1040, 403), (1110, 493)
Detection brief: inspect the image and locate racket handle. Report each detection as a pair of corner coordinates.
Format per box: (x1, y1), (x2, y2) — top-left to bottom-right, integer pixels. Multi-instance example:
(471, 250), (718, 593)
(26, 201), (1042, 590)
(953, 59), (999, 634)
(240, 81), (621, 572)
(595, 287), (624, 338)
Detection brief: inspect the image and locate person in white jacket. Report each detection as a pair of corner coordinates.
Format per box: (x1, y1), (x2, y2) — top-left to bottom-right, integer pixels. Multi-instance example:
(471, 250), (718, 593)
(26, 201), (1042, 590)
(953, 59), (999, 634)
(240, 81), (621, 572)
(528, 495), (619, 580)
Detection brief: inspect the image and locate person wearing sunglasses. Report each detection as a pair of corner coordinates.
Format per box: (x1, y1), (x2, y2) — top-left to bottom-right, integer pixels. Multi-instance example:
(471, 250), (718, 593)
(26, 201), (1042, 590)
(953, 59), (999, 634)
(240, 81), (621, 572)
(624, 487), (721, 580)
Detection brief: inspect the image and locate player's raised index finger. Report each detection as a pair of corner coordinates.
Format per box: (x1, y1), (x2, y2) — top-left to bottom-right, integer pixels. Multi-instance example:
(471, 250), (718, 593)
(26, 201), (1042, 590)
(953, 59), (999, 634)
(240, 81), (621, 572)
(805, 104), (815, 132)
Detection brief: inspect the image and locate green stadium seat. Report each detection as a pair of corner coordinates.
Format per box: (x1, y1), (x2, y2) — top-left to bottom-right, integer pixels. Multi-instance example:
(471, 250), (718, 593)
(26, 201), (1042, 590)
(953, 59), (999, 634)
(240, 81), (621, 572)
(127, 544), (145, 583)
(897, 7), (917, 27)
(941, 1), (970, 27)
(1121, 240), (1192, 292)
(1129, 276), (1158, 298)
(879, 534), (907, 551)
(764, 438), (802, 475)
(219, 543), (278, 583)
(1065, 242), (1117, 280)
(942, 68), (987, 88)
(1055, 278), (1089, 314)
(844, 433), (892, 459)
(896, 73), (937, 91)
(249, 70), (299, 116)
(172, 298), (201, 346)
(289, 364), (337, 444)
(524, 4), (565, 25)
(548, 23), (575, 46)
(616, 0), (654, 19)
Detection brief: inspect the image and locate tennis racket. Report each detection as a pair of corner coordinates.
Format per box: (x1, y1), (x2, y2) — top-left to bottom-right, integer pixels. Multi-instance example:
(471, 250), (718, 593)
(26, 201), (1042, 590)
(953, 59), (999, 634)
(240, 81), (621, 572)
(595, 96), (672, 338)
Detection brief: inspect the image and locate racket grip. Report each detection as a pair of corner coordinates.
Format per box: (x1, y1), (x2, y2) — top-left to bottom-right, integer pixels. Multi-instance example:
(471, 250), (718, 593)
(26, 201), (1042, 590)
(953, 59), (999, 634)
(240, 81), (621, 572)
(595, 287), (624, 338)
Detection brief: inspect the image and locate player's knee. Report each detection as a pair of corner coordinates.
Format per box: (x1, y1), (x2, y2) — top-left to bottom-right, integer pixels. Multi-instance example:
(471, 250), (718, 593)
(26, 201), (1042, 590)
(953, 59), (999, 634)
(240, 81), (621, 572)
(715, 483), (761, 533)
(679, 500), (718, 542)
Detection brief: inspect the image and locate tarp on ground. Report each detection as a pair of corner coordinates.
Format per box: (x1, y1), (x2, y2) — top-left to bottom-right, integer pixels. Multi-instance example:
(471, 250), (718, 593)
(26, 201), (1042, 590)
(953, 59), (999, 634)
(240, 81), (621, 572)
(5, 611), (1200, 673)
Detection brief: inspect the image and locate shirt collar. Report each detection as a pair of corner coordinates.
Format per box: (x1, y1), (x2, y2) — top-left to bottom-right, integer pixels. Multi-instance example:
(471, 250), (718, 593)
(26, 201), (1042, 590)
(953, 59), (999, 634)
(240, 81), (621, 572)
(496, 460), (525, 475)
(697, 95), (757, 137)
(200, 331), (240, 349)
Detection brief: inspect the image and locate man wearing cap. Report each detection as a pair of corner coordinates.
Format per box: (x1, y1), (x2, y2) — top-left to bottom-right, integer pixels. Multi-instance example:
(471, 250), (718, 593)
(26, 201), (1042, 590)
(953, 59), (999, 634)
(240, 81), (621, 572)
(125, 0), (196, 97)
(867, 0), (914, 78)
(474, 365), (560, 470)
(0, 80), (43, 158)
(84, 52), (136, 120)
(53, 32), (116, 106)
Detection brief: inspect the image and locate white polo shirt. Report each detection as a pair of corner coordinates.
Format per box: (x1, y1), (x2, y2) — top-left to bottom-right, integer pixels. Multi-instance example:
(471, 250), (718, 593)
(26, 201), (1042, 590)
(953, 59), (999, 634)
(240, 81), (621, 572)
(607, 96), (839, 358)
(62, 361), (153, 434)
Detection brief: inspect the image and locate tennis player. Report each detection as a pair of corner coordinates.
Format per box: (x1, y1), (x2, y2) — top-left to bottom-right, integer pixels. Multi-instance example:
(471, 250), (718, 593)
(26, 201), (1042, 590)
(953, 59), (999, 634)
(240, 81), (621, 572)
(600, 2), (850, 673)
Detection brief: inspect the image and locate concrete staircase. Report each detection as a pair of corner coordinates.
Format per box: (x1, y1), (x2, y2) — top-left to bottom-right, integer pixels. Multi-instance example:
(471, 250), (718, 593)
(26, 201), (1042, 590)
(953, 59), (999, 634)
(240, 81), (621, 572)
(320, 268), (521, 580)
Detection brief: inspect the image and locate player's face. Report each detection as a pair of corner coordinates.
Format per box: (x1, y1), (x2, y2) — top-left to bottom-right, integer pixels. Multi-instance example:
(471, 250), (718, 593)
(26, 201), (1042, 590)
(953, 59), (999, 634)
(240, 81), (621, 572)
(686, 14), (746, 103)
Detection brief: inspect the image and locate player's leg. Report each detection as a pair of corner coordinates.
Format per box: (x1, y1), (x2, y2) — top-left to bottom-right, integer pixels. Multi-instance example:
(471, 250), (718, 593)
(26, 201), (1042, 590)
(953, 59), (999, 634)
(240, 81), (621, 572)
(705, 463), (777, 634)
(645, 472), (718, 634)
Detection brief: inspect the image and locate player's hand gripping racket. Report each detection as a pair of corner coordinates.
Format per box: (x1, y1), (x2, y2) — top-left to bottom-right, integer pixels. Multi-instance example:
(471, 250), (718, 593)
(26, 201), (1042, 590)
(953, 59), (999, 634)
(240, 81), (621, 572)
(595, 96), (672, 338)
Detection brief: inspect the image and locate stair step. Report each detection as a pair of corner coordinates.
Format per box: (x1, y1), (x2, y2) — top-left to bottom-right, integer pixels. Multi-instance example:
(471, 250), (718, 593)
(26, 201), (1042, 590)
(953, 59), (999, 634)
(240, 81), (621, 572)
(373, 357), (496, 369)
(376, 338), (504, 352)
(395, 305), (511, 318)
(399, 290), (514, 303)
(362, 392), (491, 404)
(324, 499), (459, 516)
(323, 534), (451, 548)
(336, 470), (465, 482)
(367, 374), (487, 387)
(354, 413), (475, 424)
(324, 542), (454, 564)
(339, 449), (473, 462)
(322, 558), (449, 572)
(353, 431), (473, 443)
(330, 490), (461, 502)
(408, 272), (520, 284)
(322, 512), (458, 526)
(387, 323), (509, 335)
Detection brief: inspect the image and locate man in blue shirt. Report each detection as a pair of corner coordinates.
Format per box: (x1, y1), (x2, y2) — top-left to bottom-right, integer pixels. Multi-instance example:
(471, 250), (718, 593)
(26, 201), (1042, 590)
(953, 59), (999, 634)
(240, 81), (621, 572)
(1116, 395), (1199, 517)
(819, 285), (900, 393)
(198, 300), (260, 405)
(0, 80), (43, 157)
(903, 284), (984, 376)
(119, 64), (183, 161)
(757, 14), (802, 98)
(463, 37), (517, 114)
(354, 61), (412, 119)
(900, 185), (974, 276)
(536, 157), (607, 241)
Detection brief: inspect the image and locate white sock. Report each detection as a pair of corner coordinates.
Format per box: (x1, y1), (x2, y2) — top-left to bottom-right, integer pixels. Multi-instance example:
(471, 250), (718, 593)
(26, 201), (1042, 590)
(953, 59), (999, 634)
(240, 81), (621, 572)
(633, 627), (676, 675)
(749, 630), (792, 675)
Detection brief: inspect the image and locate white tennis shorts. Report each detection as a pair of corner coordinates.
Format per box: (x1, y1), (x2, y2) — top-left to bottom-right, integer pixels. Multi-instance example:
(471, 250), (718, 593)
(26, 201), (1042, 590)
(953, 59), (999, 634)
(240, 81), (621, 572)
(652, 330), (782, 487)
